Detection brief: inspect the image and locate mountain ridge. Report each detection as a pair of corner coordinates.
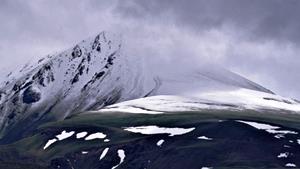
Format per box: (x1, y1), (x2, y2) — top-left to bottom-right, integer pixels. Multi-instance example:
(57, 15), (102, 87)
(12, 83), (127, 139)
(0, 31), (290, 143)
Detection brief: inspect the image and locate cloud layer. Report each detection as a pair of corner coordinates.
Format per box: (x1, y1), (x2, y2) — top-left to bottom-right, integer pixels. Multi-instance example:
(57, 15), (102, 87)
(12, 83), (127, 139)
(1, 0), (300, 99)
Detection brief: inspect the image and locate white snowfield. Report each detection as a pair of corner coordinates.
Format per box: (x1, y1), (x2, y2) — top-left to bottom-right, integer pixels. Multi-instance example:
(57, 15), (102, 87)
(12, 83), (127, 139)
(99, 88), (300, 114)
(123, 126), (195, 136)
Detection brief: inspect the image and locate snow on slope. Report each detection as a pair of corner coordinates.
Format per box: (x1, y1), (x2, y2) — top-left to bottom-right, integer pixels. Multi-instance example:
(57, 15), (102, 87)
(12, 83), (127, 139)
(0, 31), (149, 138)
(0, 30), (283, 140)
(99, 89), (300, 114)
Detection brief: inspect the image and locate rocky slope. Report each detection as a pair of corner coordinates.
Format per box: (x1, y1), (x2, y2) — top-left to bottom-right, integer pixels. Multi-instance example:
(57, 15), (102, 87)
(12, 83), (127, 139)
(0, 32), (146, 141)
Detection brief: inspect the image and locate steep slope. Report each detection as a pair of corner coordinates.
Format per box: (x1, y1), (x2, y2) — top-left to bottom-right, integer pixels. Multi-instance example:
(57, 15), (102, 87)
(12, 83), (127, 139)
(0, 31), (274, 143)
(0, 32), (148, 141)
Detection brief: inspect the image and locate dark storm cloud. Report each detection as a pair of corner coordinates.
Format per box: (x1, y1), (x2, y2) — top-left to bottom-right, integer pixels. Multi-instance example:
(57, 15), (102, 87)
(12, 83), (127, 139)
(117, 0), (300, 43)
(0, 0), (300, 99)
(115, 0), (300, 99)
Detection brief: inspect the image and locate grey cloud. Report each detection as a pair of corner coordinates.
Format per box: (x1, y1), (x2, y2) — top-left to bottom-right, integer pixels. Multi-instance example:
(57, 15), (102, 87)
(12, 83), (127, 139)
(0, 0), (300, 100)
(0, 0), (118, 72)
(116, 0), (300, 99)
(116, 0), (300, 43)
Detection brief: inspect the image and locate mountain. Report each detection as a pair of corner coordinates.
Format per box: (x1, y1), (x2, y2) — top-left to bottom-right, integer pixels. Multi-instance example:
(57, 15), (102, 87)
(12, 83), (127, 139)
(0, 32), (138, 141)
(0, 31), (297, 144)
(1, 31), (300, 169)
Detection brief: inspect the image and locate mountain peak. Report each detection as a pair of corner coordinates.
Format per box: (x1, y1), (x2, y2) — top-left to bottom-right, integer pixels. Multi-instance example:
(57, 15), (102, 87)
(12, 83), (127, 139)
(0, 31), (281, 143)
(0, 31), (136, 141)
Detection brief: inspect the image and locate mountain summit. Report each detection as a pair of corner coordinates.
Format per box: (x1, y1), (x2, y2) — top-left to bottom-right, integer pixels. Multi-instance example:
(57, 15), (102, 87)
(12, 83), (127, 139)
(0, 31), (298, 143)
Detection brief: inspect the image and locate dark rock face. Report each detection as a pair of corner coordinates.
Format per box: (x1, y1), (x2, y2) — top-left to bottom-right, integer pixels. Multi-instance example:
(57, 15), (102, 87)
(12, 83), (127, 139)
(71, 58), (87, 84)
(82, 71), (106, 91)
(22, 87), (41, 104)
(71, 45), (82, 59)
(92, 34), (101, 50)
(7, 113), (16, 120)
(32, 63), (55, 87)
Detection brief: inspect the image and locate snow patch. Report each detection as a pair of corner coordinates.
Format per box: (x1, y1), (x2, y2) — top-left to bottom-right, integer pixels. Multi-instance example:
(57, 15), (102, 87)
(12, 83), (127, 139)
(237, 120), (279, 130)
(157, 139), (164, 146)
(100, 148), (109, 161)
(274, 134), (285, 139)
(81, 151), (88, 154)
(237, 120), (298, 136)
(56, 130), (75, 140)
(277, 152), (289, 158)
(104, 139), (110, 142)
(43, 130), (75, 150)
(197, 136), (213, 140)
(43, 138), (57, 150)
(124, 126), (195, 136)
(285, 163), (296, 167)
(112, 149), (125, 169)
(85, 132), (107, 140)
(76, 132), (88, 139)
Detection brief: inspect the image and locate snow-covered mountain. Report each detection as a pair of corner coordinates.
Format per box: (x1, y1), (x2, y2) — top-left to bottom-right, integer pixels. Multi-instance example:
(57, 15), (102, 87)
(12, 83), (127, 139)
(0, 31), (296, 141)
(0, 32), (145, 139)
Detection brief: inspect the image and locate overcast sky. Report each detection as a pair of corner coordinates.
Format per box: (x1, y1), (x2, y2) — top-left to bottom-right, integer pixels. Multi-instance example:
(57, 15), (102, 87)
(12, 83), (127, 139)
(1, 0), (300, 99)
